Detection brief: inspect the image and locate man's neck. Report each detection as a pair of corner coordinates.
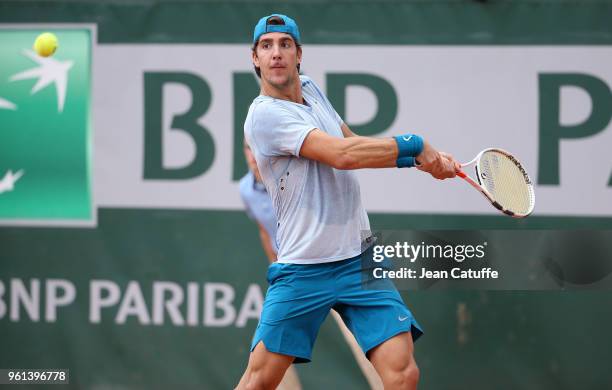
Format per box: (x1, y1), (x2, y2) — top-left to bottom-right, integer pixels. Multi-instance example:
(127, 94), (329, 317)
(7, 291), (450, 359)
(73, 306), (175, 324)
(260, 77), (302, 104)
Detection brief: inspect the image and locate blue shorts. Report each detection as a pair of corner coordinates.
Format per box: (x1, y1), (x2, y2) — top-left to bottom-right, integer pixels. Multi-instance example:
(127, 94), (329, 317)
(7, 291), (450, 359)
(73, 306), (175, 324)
(250, 253), (423, 363)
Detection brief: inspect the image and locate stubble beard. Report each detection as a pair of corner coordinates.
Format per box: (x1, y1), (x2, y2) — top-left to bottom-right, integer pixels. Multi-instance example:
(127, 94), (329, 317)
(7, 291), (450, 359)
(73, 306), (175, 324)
(265, 68), (297, 91)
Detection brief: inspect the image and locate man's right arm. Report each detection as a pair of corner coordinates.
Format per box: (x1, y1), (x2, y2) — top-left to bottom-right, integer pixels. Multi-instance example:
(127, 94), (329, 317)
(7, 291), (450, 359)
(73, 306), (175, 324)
(299, 129), (459, 180)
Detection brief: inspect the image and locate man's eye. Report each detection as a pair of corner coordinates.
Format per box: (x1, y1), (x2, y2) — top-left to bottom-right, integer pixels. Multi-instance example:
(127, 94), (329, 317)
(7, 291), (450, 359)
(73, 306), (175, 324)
(282, 42), (291, 48)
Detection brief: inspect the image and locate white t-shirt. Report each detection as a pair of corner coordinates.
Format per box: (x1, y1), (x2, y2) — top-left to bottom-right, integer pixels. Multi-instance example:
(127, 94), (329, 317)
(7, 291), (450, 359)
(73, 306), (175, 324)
(244, 75), (371, 264)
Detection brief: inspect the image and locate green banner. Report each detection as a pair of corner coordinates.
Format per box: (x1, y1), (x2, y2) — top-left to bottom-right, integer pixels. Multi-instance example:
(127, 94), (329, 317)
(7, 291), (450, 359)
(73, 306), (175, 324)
(0, 27), (92, 224)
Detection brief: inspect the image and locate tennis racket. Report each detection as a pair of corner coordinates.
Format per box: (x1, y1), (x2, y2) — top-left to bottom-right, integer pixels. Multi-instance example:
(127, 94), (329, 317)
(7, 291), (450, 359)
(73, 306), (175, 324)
(457, 148), (535, 218)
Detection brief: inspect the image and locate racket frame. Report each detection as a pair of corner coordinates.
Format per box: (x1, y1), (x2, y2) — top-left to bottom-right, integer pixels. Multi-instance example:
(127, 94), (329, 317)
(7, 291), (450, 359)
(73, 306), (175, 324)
(457, 148), (535, 218)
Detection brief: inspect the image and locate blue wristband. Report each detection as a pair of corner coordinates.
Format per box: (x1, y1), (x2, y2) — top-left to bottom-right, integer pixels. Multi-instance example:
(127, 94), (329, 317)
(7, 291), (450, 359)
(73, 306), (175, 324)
(394, 134), (424, 158)
(396, 156), (416, 168)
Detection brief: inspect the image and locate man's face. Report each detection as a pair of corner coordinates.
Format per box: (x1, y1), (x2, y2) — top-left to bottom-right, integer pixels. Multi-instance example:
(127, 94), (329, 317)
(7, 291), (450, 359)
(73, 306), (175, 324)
(253, 32), (301, 88)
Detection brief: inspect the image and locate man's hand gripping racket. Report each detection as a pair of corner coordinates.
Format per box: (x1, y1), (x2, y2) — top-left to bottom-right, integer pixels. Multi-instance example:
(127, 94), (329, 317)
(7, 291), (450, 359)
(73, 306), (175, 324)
(455, 148), (535, 218)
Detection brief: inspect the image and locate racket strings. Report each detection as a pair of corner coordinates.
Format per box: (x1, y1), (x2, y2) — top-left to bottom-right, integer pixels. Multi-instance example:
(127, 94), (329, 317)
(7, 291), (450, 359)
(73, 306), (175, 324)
(479, 152), (534, 215)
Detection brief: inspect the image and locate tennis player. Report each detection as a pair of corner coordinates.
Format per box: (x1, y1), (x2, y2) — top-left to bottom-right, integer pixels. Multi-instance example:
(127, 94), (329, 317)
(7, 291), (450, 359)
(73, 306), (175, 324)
(237, 14), (459, 390)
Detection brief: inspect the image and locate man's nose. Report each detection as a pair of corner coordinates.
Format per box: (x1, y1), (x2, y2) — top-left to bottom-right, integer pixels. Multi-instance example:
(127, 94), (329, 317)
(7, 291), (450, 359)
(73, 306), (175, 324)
(272, 44), (282, 58)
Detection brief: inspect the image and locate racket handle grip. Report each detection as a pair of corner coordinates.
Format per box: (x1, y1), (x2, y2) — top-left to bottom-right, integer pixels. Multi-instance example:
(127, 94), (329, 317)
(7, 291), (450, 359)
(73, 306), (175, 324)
(456, 171), (467, 179)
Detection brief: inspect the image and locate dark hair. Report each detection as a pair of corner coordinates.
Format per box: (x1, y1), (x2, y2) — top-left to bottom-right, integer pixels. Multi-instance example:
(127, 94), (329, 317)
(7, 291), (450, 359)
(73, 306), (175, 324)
(252, 16), (301, 78)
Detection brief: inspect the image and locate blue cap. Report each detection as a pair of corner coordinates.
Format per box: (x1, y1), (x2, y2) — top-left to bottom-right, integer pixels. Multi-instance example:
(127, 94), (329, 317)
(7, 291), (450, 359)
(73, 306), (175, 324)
(253, 14), (301, 44)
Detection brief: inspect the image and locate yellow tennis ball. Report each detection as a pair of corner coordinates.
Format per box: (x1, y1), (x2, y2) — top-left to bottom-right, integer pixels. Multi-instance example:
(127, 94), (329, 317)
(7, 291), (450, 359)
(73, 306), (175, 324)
(33, 32), (58, 57)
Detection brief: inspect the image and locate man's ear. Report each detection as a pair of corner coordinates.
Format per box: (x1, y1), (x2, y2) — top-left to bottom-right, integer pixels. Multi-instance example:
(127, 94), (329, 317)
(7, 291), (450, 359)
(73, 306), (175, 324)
(297, 46), (302, 65)
(252, 49), (260, 67)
